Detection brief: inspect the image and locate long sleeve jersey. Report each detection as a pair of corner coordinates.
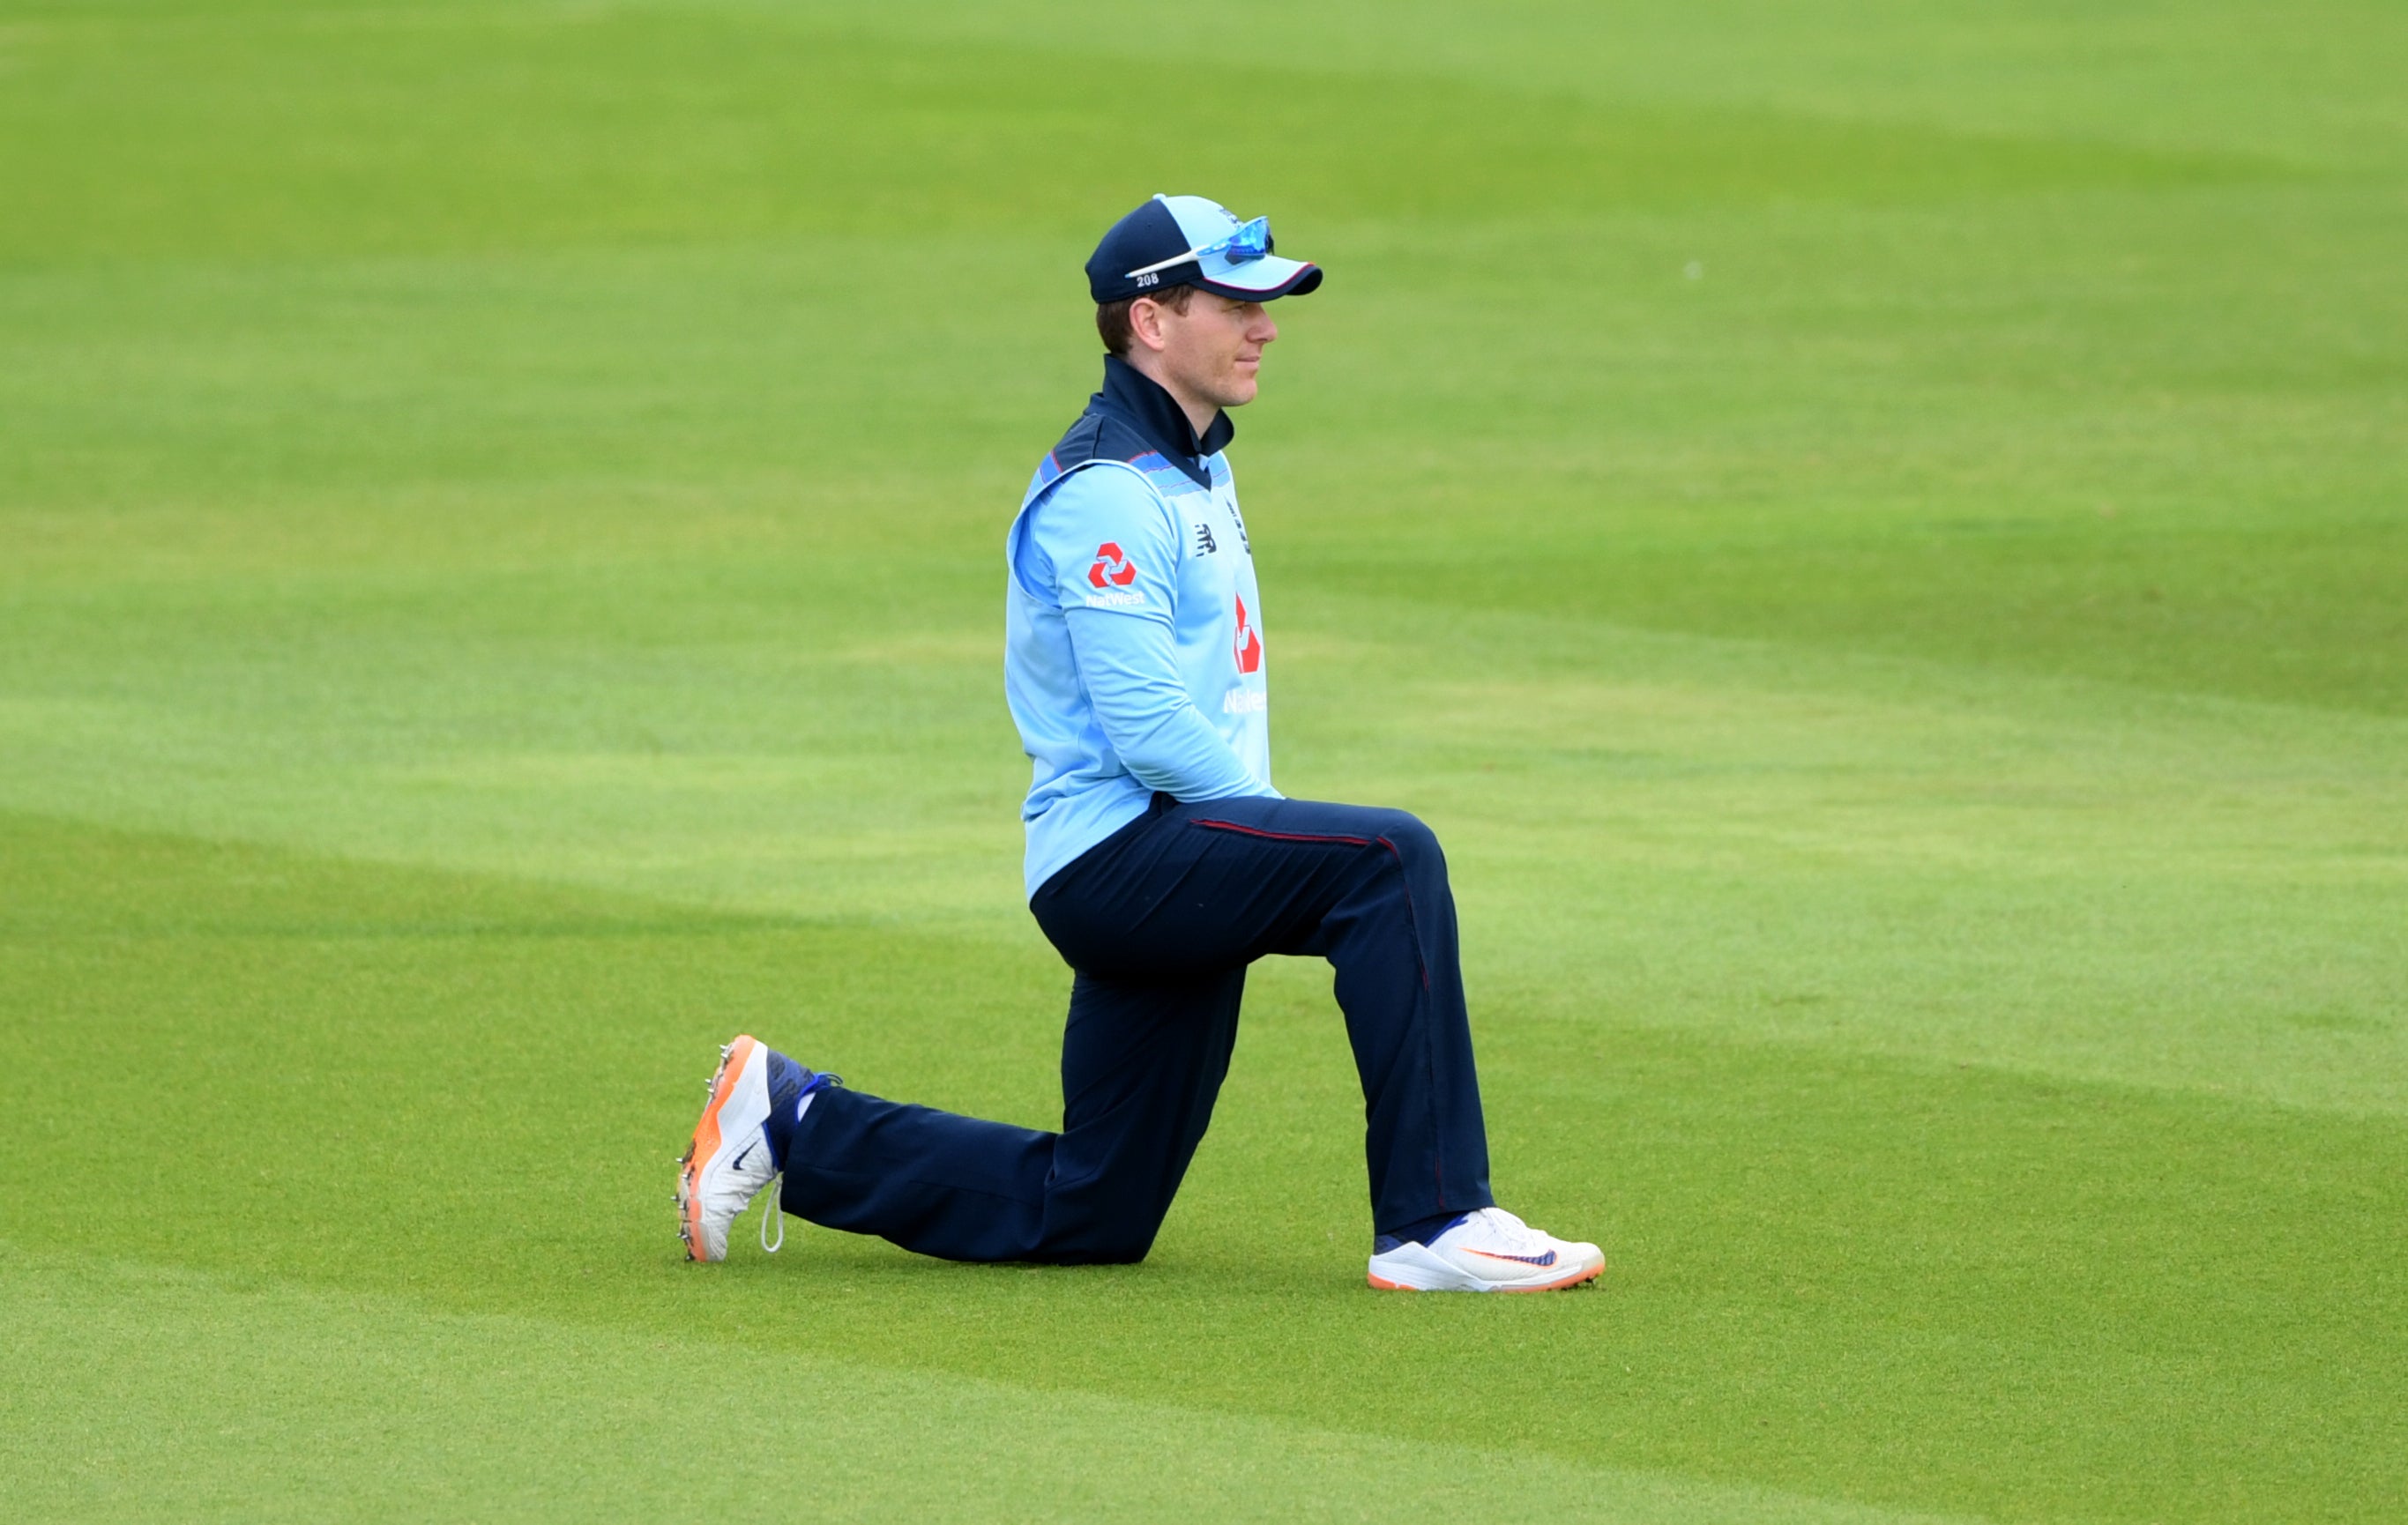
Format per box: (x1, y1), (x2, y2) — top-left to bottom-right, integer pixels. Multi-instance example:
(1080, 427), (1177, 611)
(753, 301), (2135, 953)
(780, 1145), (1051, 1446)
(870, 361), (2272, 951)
(1004, 356), (1277, 896)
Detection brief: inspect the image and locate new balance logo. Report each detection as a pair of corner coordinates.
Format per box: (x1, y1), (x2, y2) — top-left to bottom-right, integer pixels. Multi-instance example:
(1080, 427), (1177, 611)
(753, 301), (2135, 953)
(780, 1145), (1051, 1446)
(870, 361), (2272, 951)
(1194, 523), (1219, 555)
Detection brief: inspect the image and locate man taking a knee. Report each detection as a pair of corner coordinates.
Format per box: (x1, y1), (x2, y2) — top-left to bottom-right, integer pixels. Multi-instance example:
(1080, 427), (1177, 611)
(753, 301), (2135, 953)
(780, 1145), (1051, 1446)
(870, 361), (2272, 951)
(677, 195), (1603, 1293)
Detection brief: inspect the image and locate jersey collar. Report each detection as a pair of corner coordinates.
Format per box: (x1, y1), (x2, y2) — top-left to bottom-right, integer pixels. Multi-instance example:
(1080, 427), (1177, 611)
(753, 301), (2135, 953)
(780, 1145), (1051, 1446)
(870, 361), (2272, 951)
(1097, 354), (1232, 489)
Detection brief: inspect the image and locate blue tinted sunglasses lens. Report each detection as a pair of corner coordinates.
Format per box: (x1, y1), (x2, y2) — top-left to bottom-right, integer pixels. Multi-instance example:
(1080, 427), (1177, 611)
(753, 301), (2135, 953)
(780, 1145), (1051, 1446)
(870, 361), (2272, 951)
(1218, 216), (1271, 264)
(1122, 215), (1276, 282)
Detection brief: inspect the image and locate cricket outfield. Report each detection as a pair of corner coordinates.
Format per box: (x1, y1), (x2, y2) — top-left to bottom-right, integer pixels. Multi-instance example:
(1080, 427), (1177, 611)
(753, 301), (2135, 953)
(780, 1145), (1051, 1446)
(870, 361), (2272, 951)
(1, 1), (2403, 1519)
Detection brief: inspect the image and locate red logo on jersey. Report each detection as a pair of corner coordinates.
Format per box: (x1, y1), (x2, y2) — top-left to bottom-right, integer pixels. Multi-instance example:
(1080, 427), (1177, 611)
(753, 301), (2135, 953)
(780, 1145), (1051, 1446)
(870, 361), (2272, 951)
(1234, 594), (1262, 674)
(1087, 542), (1138, 590)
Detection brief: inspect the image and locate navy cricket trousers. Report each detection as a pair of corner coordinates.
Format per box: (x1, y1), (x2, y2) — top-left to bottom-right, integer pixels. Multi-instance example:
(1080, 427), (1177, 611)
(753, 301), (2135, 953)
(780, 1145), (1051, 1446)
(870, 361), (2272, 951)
(778, 792), (1495, 1262)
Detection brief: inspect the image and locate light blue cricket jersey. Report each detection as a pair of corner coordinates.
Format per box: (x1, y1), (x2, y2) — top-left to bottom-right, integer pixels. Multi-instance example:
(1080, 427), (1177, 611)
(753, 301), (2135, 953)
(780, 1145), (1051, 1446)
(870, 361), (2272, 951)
(1004, 356), (1278, 897)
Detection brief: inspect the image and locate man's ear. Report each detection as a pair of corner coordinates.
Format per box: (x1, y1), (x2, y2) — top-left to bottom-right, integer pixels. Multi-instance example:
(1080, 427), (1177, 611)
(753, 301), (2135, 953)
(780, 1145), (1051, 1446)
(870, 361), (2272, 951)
(1128, 295), (1173, 354)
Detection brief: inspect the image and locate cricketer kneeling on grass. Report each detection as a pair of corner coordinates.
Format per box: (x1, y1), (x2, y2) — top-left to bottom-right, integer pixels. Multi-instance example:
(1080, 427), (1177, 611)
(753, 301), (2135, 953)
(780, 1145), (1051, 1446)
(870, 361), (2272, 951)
(677, 195), (1604, 1292)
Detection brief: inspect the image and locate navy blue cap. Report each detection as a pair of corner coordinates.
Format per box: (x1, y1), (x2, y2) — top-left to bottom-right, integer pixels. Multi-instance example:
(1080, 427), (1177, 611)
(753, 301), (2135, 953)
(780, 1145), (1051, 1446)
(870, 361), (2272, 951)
(1086, 195), (1324, 304)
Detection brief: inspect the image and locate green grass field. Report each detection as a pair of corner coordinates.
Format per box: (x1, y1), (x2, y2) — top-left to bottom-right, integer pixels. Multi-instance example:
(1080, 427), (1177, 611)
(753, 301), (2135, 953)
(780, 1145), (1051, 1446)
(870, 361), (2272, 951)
(4, 1), (2404, 1519)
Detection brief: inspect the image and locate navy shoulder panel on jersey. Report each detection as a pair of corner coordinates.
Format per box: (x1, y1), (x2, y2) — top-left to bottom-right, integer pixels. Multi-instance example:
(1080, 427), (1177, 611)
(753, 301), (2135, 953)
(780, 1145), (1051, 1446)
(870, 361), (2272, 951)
(1053, 405), (1145, 472)
(1025, 405), (1204, 512)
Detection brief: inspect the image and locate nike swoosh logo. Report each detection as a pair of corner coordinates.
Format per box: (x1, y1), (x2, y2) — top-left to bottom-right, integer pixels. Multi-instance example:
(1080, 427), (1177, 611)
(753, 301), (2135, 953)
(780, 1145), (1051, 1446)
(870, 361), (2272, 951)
(1463, 1248), (1557, 1268)
(728, 1142), (757, 1172)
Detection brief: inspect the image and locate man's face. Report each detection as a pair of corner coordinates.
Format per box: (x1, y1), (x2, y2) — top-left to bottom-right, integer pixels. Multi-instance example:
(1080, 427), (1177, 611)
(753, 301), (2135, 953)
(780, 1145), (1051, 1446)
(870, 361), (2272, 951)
(1144, 291), (1279, 410)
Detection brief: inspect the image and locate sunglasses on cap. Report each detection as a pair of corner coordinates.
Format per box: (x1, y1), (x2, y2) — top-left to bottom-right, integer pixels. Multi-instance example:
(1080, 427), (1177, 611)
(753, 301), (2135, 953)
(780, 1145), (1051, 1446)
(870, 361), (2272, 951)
(1123, 216), (1271, 280)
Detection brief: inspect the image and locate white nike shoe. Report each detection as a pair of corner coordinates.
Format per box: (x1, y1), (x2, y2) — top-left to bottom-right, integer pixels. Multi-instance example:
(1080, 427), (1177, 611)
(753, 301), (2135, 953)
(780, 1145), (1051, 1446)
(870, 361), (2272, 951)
(1366, 1207), (1605, 1292)
(675, 1035), (781, 1262)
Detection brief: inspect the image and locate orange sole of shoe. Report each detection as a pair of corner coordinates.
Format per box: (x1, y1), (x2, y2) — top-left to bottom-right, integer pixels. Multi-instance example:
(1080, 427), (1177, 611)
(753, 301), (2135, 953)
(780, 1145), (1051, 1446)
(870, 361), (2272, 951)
(1368, 1261), (1603, 1292)
(679, 1033), (759, 1261)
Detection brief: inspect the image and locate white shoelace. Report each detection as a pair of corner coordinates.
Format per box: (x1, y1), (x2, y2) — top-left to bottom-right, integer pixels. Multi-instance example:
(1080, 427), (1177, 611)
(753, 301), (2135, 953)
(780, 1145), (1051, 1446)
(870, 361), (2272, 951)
(1447, 1207), (1547, 1254)
(760, 1173), (787, 1253)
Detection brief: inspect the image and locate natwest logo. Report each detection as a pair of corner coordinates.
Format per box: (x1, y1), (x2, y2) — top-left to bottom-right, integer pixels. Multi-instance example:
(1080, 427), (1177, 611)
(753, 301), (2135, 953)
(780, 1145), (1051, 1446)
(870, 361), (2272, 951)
(1233, 594), (1262, 674)
(1087, 542), (1138, 590)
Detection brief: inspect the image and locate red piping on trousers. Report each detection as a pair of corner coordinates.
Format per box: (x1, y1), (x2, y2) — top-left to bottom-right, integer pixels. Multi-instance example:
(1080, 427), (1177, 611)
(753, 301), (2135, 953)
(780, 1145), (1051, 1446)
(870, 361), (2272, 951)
(1191, 819), (1370, 847)
(1375, 837), (1434, 994)
(1375, 833), (1443, 1205)
(1194, 821), (1432, 994)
